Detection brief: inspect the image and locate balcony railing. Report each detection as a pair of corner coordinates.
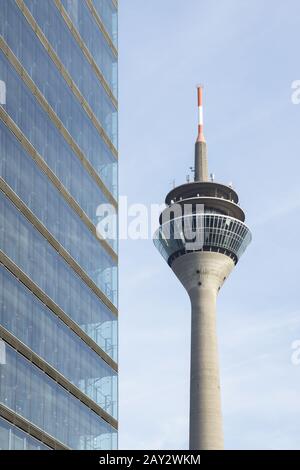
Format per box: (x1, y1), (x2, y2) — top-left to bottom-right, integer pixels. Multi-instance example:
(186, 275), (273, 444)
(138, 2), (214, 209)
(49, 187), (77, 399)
(154, 213), (252, 265)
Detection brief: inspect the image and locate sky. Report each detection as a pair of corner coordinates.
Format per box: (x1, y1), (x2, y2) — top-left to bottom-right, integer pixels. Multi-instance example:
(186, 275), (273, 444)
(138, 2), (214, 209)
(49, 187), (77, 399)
(118, 0), (300, 449)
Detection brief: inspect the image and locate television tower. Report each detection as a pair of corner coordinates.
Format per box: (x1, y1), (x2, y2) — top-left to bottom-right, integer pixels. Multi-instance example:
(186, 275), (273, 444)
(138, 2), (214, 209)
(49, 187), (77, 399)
(154, 87), (252, 450)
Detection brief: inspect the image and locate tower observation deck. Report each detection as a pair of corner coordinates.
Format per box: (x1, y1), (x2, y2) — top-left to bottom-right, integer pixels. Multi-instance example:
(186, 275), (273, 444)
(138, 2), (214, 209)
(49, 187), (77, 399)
(153, 87), (251, 450)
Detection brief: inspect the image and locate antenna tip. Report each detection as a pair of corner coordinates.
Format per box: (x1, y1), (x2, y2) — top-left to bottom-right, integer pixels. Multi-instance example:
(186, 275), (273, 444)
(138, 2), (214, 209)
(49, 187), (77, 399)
(196, 85), (205, 142)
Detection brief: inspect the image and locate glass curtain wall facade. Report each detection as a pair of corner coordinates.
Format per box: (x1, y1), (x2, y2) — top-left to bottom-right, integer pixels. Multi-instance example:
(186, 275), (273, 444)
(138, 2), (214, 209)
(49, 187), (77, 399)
(0, 0), (118, 450)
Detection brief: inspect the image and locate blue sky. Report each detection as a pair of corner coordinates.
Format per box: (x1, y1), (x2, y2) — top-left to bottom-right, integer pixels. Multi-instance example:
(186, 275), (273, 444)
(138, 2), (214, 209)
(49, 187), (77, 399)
(118, 0), (300, 449)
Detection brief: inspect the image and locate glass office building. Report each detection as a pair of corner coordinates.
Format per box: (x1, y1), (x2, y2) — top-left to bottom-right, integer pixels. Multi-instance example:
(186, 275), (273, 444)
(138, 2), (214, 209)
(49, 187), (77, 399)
(0, 0), (118, 450)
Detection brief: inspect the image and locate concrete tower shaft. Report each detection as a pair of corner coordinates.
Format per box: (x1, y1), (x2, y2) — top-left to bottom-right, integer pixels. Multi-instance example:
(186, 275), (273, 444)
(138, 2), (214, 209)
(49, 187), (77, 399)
(195, 141), (208, 182)
(171, 251), (234, 450)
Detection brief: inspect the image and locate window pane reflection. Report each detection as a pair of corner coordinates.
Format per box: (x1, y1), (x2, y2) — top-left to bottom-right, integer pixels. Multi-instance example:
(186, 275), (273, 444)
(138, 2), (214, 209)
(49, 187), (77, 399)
(61, 0), (117, 93)
(92, 0), (118, 47)
(0, 417), (50, 450)
(0, 191), (118, 360)
(0, 4), (117, 196)
(0, 343), (117, 449)
(0, 265), (117, 418)
(0, 0), (117, 145)
(0, 121), (118, 288)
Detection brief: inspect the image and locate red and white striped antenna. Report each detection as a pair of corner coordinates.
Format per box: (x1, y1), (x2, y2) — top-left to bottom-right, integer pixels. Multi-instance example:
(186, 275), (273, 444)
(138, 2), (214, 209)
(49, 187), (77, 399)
(196, 85), (205, 143)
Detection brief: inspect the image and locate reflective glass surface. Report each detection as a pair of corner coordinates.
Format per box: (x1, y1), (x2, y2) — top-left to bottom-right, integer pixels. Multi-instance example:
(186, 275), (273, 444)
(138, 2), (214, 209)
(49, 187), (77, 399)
(0, 0), (118, 450)
(154, 213), (252, 264)
(0, 417), (50, 450)
(0, 0), (117, 147)
(92, 0), (118, 47)
(61, 0), (117, 94)
(0, 50), (117, 200)
(0, 265), (117, 418)
(0, 121), (118, 291)
(0, 191), (118, 357)
(0, 342), (117, 449)
(24, 0), (117, 120)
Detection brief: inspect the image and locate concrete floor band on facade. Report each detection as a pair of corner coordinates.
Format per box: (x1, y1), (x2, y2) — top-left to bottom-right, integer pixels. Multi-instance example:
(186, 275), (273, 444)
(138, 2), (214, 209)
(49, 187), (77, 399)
(172, 251), (234, 450)
(154, 87), (251, 450)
